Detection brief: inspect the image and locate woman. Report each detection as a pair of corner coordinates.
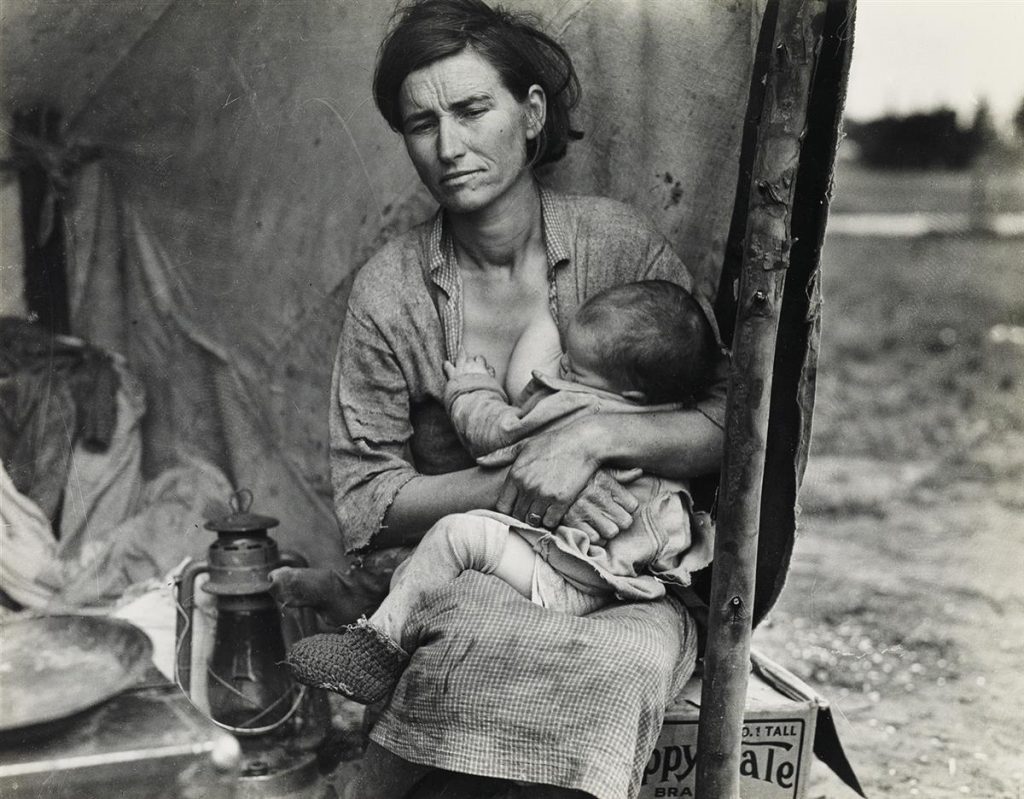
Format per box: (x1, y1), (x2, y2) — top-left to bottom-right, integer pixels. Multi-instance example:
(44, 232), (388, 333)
(276, 1), (727, 796)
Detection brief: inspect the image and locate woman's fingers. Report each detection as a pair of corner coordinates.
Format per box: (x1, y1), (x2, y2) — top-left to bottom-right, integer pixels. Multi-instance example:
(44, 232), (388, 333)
(495, 480), (519, 517)
(595, 470), (641, 517)
(607, 466), (643, 484)
(579, 502), (621, 539)
(572, 520), (602, 544)
(494, 469), (535, 521)
(587, 490), (634, 530)
(511, 491), (536, 525)
(516, 487), (569, 529)
(497, 426), (597, 526)
(559, 469), (641, 541)
(528, 495), (552, 528)
(525, 500), (549, 528)
(541, 504), (564, 529)
(497, 451), (640, 538)
(504, 473), (570, 527)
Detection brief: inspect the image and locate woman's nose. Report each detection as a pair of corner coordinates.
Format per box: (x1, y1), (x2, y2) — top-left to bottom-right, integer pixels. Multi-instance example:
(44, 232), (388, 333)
(436, 118), (466, 162)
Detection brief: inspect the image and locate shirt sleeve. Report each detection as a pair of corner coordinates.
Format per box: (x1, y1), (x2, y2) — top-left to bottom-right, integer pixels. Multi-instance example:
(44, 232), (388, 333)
(443, 372), (520, 458)
(447, 376), (606, 461)
(329, 301), (419, 554)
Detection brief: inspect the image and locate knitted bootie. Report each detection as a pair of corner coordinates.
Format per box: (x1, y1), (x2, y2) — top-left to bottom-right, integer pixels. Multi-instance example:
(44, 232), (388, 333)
(285, 617), (409, 704)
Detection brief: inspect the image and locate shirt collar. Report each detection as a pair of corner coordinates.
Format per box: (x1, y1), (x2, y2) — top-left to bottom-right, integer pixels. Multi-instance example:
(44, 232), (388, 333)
(538, 185), (571, 269)
(428, 184), (571, 277)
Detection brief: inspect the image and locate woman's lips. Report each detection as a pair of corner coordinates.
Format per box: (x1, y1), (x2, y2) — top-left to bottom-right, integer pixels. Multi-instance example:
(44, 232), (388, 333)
(440, 170), (479, 187)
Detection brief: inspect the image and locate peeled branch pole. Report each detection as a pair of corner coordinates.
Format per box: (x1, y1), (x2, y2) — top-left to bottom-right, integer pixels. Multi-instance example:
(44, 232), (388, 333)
(695, 1), (830, 797)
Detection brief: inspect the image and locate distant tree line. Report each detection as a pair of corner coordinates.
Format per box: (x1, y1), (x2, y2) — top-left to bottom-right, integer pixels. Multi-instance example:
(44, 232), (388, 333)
(844, 106), (995, 170)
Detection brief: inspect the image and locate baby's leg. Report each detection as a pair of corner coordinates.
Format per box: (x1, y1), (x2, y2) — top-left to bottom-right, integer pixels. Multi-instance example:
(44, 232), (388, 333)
(530, 553), (611, 616)
(286, 514), (539, 704)
(370, 513), (536, 643)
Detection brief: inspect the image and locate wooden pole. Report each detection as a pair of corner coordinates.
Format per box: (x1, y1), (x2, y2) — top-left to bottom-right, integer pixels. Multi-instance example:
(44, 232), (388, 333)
(695, 2), (829, 797)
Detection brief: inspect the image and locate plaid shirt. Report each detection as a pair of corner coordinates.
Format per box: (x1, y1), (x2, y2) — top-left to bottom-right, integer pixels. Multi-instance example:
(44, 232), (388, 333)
(330, 186), (726, 553)
(329, 187), (715, 796)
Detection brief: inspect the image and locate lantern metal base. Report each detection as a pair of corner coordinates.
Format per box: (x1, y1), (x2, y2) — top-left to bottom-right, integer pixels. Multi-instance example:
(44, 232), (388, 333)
(236, 744), (325, 799)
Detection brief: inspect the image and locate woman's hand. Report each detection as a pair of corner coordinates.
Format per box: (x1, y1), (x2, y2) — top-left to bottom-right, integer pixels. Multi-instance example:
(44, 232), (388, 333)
(489, 406), (724, 533)
(491, 418), (635, 531)
(493, 420), (599, 526)
(561, 468), (643, 542)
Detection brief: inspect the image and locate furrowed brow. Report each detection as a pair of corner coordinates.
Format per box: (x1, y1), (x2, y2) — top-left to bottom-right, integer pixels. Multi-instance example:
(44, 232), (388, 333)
(449, 93), (493, 112)
(401, 93), (494, 130)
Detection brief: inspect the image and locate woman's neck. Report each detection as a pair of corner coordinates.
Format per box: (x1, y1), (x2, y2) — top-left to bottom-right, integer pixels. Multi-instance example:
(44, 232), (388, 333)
(448, 175), (542, 273)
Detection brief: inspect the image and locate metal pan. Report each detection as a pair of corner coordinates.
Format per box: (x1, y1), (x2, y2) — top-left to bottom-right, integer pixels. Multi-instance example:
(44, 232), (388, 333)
(0, 614), (153, 735)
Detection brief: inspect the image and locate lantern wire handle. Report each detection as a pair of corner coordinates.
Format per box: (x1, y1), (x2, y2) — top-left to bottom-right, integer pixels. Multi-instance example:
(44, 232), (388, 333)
(173, 588), (308, 736)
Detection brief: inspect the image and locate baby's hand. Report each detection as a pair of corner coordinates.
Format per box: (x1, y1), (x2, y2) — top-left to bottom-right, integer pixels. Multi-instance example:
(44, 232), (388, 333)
(444, 347), (495, 379)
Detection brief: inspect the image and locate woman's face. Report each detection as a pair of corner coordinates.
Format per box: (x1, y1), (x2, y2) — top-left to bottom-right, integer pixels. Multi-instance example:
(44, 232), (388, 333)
(398, 48), (545, 215)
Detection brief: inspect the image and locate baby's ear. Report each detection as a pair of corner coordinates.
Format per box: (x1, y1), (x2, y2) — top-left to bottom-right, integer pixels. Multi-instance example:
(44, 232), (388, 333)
(620, 389), (647, 404)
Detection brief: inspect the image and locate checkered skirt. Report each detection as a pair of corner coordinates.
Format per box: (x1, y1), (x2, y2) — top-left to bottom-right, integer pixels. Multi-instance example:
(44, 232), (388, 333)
(370, 571), (697, 799)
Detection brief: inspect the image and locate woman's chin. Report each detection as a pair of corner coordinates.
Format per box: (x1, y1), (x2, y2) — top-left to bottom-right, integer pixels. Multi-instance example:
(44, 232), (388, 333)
(437, 186), (490, 214)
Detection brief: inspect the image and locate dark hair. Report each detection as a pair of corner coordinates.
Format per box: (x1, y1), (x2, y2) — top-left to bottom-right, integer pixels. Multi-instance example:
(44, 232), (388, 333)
(573, 280), (718, 406)
(373, 0), (582, 167)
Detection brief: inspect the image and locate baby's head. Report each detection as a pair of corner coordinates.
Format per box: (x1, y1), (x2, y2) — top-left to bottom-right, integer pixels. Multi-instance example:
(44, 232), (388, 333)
(560, 280), (717, 405)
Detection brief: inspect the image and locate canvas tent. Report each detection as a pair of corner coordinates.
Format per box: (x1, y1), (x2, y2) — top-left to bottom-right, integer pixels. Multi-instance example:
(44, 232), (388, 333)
(3, 0), (795, 591)
(2, 0), (859, 795)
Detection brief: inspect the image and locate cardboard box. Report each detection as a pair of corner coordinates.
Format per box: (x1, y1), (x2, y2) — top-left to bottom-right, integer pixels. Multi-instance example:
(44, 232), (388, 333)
(639, 652), (822, 799)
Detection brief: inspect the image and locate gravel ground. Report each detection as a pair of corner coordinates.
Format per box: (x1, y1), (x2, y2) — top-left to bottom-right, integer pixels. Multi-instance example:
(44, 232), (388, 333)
(753, 166), (1024, 799)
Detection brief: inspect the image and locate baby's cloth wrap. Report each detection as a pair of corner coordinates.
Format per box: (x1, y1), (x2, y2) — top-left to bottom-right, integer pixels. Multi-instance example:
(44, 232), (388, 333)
(445, 370), (715, 601)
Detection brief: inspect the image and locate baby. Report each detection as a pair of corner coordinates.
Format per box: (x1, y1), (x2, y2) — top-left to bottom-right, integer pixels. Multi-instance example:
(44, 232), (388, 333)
(286, 279), (720, 704)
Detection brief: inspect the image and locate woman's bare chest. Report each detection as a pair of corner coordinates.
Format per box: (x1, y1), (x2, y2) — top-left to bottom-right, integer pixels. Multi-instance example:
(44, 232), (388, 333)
(459, 267), (551, 381)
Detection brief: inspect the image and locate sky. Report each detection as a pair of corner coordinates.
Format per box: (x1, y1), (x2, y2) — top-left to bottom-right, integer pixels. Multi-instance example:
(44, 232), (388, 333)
(844, 0), (1024, 130)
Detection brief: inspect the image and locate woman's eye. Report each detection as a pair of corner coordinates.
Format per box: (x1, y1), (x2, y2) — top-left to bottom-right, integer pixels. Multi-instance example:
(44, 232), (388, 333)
(406, 120), (436, 135)
(463, 107), (487, 119)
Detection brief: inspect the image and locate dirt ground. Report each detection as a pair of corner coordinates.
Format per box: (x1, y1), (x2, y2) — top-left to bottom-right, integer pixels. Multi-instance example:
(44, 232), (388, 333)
(752, 165), (1024, 799)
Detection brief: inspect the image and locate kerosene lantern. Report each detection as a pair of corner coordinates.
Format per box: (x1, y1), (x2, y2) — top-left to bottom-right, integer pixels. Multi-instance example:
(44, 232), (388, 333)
(175, 489), (330, 797)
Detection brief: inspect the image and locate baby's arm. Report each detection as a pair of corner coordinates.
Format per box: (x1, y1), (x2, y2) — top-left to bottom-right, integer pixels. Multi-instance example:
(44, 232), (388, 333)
(443, 349), (530, 457)
(445, 348), (605, 462)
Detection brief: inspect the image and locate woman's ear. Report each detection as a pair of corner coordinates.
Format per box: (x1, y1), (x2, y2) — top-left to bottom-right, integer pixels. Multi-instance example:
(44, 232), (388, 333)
(525, 84), (546, 140)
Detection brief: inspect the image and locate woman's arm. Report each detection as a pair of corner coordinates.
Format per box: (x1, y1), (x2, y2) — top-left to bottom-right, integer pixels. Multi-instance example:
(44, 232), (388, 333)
(588, 407), (724, 476)
(376, 465), (508, 549)
(488, 198), (730, 530)
(495, 406), (723, 527)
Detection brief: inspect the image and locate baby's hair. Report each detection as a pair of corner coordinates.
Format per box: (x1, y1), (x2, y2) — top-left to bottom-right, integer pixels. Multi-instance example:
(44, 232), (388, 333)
(573, 280), (717, 406)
